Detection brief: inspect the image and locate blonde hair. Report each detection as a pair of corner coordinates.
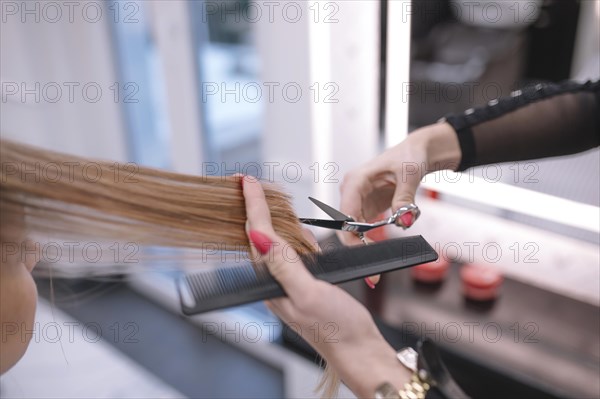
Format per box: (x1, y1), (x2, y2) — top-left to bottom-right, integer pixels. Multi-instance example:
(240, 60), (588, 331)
(0, 139), (339, 397)
(0, 139), (315, 253)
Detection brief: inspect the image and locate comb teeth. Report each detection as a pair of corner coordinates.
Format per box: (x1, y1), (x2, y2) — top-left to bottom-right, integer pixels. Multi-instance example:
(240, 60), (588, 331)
(186, 264), (266, 300)
(178, 235), (438, 315)
(184, 261), (283, 302)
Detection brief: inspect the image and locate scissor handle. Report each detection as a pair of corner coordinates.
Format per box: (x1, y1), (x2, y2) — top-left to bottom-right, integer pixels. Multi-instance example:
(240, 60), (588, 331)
(392, 204), (421, 229)
(300, 198), (420, 233)
(344, 204), (421, 232)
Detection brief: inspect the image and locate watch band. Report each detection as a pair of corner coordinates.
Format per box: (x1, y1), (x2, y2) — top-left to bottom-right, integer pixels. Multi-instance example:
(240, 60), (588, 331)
(374, 339), (470, 399)
(375, 375), (430, 399)
(375, 347), (431, 399)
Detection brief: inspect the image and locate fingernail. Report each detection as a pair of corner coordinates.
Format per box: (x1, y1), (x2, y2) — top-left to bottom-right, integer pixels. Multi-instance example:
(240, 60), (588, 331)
(249, 230), (272, 255)
(364, 277), (375, 289)
(400, 212), (414, 227)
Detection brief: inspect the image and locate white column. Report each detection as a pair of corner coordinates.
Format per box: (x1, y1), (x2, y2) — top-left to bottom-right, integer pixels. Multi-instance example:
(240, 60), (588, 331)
(146, 0), (205, 174)
(385, 0), (412, 147)
(256, 0), (380, 223)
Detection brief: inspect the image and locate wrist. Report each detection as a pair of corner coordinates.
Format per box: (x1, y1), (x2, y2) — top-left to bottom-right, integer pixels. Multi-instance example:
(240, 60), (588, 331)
(327, 337), (411, 398)
(410, 122), (462, 173)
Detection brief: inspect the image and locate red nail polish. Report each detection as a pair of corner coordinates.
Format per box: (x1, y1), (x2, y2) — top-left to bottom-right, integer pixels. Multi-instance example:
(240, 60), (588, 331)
(249, 230), (272, 255)
(364, 277), (375, 289)
(400, 212), (414, 227)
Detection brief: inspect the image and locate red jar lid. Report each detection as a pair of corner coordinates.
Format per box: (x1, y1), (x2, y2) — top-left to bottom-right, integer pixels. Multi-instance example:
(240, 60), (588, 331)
(411, 258), (450, 283)
(460, 264), (503, 301)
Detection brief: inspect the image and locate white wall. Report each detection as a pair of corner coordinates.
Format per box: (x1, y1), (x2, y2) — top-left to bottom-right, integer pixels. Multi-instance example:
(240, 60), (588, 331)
(1, 3), (127, 160)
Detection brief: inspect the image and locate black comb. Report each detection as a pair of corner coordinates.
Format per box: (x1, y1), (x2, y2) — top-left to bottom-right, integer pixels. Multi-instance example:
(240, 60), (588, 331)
(177, 235), (437, 315)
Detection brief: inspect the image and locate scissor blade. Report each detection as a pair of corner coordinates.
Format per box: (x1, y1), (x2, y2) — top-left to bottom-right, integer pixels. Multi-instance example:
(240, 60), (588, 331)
(308, 197), (349, 221)
(299, 218), (346, 230)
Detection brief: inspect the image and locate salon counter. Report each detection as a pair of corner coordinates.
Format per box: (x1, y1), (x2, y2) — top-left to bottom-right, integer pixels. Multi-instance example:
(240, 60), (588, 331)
(341, 263), (600, 398)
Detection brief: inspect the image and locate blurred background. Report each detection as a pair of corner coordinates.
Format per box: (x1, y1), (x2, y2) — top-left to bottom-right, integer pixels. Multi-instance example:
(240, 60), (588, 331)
(1, 0), (599, 398)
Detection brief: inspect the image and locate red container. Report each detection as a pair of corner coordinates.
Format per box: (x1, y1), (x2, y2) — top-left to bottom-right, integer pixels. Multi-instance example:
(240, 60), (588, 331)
(460, 264), (503, 301)
(411, 258), (450, 283)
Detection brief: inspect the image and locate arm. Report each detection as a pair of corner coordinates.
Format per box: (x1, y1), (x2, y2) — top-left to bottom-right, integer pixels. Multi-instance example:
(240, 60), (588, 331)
(339, 80), (600, 246)
(444, 80), (600, 170)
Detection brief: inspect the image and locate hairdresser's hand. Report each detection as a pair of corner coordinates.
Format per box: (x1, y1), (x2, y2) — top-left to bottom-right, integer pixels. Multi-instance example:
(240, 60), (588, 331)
(242, 176), (409, 398)
(339, 122), (461, 247)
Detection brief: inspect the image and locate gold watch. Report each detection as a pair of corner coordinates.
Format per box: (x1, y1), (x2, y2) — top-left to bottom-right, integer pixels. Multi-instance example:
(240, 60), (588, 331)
(374, 347), (431, 399)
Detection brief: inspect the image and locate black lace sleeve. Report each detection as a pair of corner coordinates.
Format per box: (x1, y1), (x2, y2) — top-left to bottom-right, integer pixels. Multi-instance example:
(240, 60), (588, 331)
(443, 80), (600, 171)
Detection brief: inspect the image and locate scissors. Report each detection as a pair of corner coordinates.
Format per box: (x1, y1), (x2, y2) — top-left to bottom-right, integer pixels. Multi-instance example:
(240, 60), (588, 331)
(299, 197), (420, 244)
